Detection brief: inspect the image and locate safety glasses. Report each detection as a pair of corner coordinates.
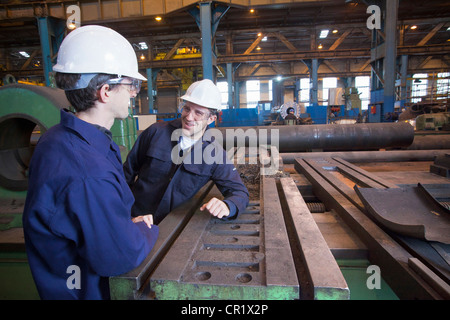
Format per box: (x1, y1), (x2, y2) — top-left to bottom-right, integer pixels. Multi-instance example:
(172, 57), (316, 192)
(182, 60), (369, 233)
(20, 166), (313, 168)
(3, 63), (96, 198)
(180, 103), (212, 121)
(104, 77), (142, 94)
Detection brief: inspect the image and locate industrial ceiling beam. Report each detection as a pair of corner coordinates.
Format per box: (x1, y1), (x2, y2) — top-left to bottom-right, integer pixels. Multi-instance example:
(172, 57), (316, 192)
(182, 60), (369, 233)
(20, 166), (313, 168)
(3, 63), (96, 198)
(417, 22), (445, 46)
(328, 29), (352, 51)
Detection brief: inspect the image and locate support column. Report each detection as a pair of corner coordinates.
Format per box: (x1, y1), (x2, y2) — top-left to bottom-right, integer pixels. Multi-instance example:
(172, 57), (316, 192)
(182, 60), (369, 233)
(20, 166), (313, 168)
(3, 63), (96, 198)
(383, 0), (398, 116)
(227, 63), (233, 109)
(400, 55), (409, 106)
(37, 17), (65, 86)
(146, 68), (155, 114)
(294, 78), (300, 103)
(189, 3), (229, 82)
(310, 59), (319, 107)
(235, 81), (240, 109)
(200, 2), (214, 80)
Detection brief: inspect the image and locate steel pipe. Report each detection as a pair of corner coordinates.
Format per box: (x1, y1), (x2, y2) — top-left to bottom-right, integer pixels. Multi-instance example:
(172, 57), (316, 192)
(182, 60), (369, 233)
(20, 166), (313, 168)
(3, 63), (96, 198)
(217, 122), (414, 153)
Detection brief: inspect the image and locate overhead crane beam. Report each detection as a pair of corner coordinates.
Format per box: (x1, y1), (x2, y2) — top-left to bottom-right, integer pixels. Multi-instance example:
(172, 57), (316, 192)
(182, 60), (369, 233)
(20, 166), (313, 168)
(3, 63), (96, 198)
(140, 44), (450, 69)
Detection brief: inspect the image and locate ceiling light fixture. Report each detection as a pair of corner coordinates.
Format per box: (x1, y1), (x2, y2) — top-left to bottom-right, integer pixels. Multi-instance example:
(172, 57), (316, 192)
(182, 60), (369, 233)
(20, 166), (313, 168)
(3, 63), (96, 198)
(19, 51), (30, 58)
(139, 42), (148, 50)
(410, 25), (417, 30)
(155, 16), (162, 21)
(319, 29), (329, 39)
(67, 23), (77, 30)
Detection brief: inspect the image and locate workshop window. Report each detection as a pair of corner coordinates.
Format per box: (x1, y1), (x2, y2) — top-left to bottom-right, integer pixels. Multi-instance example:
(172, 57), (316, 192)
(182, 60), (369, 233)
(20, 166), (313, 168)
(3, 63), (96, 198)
(355, 76), (370, 110)
(299, 78), (310, 105)
(322, 77), (337, 106)
(437, 72), (450, 100)
(411, 73), (428, 103)
(217, 81), (229, 109)
(246, 80), (260, 108)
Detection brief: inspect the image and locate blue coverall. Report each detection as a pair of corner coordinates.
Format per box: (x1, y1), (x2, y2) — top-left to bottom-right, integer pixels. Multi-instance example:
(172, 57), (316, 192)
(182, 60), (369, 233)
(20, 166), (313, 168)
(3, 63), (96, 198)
(23, 109), (158, 300)
(123, 118), (249, 224)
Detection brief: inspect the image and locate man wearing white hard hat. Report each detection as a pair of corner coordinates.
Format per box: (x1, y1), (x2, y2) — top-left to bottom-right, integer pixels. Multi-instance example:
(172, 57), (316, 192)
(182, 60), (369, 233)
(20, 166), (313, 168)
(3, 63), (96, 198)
(22, 25), (158, 300)
(124, 79), (249, 225)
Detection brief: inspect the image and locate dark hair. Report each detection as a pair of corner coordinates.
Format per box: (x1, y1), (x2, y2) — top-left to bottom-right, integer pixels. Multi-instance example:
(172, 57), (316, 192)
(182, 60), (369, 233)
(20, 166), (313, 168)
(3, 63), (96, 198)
(208, 109), (219, 117)
(55, 73), (120, 112)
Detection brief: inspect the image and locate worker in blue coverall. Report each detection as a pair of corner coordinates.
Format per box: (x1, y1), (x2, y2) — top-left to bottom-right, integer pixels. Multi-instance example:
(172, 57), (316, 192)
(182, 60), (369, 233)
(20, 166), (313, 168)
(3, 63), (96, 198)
(22, 25), (158, 300)
(123, 79), (249, 225)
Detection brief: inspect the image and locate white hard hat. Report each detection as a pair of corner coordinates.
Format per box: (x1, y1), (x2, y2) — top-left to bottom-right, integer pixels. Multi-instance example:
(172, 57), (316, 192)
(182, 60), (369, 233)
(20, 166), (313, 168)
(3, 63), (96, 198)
(53, 25), (146, 81)
(181, 79), (222, 111)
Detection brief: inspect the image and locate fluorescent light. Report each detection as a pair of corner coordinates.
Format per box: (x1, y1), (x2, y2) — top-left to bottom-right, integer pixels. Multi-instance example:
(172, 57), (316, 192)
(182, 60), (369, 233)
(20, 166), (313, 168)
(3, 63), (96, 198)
(19, 51), (30, 58)
(262, 36), (267, 42)
(319, 29), (329, 39)
(139, 42), (148, 50)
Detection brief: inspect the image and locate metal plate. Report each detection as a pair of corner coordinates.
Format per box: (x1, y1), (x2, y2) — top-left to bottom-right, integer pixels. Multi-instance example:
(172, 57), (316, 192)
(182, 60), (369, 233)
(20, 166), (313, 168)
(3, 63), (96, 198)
(149, 181), (299, 300)
(354, 184), (450, 244)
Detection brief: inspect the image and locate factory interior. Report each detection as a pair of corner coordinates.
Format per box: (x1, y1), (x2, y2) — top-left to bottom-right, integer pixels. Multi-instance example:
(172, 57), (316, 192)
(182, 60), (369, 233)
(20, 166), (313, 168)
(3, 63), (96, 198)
(0, 0), (449, 301)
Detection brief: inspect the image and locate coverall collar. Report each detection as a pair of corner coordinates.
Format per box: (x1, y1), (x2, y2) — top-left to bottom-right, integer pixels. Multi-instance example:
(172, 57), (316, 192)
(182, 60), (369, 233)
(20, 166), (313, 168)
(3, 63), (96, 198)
(59, 109), (116, 157)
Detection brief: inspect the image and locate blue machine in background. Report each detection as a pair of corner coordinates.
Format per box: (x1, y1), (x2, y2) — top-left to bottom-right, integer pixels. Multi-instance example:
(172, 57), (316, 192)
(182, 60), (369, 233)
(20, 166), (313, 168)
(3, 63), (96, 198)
(219, 108), (259, 127)
(217, 104), (362, 127)
(307, 105), (328, 124)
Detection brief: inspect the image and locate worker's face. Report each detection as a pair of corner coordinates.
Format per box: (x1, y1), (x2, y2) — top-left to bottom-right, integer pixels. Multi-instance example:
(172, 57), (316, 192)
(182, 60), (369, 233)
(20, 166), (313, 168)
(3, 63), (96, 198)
(181, 102), (216, 139)
(108, 78), (139, 119)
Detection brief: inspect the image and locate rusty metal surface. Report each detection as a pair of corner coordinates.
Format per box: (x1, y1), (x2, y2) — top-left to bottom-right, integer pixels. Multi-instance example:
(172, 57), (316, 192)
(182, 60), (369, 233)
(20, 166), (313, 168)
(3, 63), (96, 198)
(109, 182), (214, 300)
(294, 157), (446, 299)
(355, 184), (450, 244)
(281, 150), (450, 164)
(149, 180), (299, 300)
(279, 177), (349, 300)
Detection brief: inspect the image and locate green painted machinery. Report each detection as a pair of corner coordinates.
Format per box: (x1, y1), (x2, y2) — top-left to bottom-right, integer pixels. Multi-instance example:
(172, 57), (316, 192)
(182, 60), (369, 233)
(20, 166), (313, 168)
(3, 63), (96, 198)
(415, 112), (450, 131)
(0, 83), (137, 196)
